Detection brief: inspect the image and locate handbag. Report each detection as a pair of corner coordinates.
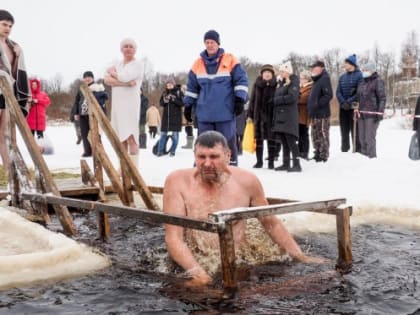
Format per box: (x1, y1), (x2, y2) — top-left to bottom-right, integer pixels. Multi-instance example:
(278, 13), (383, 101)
(242, 120), (256, 153)
(408, 132), (420, 161)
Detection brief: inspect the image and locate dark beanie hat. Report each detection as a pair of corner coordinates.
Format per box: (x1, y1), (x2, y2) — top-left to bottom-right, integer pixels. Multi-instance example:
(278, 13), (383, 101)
(0, 10), (14, 23)
(345, 54), (358, 67)
(204, 30), (220, 45)
(83, 71), (94, 79)
(260, 64), (275, 76)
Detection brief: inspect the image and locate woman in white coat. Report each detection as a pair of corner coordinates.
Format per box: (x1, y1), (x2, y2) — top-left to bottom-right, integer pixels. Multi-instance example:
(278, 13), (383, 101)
(104, 38), (144, 168)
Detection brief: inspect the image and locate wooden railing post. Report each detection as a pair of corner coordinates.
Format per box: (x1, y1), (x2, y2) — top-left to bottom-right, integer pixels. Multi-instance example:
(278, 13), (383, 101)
(0, 76), (77, 235)
(80, 159), (109, 240)
(335, 205), (353, 273)
(80, 84), (160, 211)
(216, 220), (238, 299)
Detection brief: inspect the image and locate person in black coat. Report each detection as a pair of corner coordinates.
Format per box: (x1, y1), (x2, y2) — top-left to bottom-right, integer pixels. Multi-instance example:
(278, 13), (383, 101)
(413, 95), (420, 152)
(272, 61), (301, 172)
(71, 71), (108, 157)
(139, 88), (149, 148)
(247, 64), (278, 169)
(307, 60), (333, 162)
(157, 78), (184, 156)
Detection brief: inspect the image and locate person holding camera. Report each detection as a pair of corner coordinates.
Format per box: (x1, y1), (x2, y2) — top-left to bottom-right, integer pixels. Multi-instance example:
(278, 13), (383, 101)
(183, 29), (248, 166)
(336, 54), (363, 153)
(157, 78), (184, 156)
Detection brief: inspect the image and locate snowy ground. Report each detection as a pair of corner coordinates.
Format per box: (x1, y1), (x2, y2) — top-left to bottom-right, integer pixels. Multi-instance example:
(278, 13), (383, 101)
(2, 113), (418, 289)
(15, 113), (420, 231)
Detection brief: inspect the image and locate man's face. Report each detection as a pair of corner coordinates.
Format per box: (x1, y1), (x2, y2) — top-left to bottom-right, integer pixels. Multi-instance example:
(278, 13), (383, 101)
(204, 39), (219, 56)
(0, 20), (13, 39)
(343, 62), (355, 72)
(311, 66), (323, 77)
(194, 143), (230, 183)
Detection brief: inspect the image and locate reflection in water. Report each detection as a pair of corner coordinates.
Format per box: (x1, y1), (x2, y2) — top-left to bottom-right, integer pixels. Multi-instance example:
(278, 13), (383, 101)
(0, 207), (419, 314)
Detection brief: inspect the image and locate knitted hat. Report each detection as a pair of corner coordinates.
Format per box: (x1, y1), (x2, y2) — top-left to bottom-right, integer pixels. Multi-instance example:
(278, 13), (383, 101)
(278, 61), (293, 74)
(0, 10), (14, 23)
(83, 71), (94, 79)
(204, 30), (220, 45)
(260, 64), (275, 76)
(310, 60), (325, 68)
(362, 62), (376, 73)
(345, 54), (358, 67)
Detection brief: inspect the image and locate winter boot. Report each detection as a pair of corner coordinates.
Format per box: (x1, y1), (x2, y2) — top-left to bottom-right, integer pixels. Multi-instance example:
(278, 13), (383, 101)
(253, 145), (263, 168)
(139, 133), (147, 149)
(182, 136), (194, 149)
(275, 159), (290, 171)
(288, 159), (302, 172)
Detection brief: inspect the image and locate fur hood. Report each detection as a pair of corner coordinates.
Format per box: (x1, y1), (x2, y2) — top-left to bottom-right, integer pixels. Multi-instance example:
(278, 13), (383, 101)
(89, 83), (105, 93)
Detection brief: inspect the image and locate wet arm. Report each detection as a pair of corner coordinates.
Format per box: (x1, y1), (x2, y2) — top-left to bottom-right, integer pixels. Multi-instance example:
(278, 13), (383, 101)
(163, 172), (211, 283)
(248, 175), (305, 260)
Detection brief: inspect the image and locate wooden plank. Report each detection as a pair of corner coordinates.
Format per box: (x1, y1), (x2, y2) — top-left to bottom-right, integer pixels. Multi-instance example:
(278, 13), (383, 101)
(80, 159), (109, 240)
(210, 199), (347, 222)
(217, 221), (238, 298)
(80, 84), (160, 211)
(0, 77), (77, 235)
(21, 192), (220, 233)
(94, 144), (130, 205)
(80, 159), (106, 202)
(35, 170), (51, 224)
(7, 113), (20, 207)
(335, 205), (353, 273)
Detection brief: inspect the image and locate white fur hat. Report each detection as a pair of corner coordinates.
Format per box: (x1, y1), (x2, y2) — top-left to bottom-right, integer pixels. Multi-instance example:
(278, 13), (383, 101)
(278, 61), (293, 74)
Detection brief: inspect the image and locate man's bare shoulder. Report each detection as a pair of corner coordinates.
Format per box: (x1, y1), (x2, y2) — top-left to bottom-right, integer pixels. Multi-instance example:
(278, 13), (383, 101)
(164, 168), (195, 187)
(229, 166), (259, 182)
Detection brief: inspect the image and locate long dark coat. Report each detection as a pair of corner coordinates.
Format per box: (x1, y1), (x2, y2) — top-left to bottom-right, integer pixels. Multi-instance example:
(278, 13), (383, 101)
(159, 86), (184, 132)
(271, 74), (300, 138)
(414, 96), (420, 132)
(247, 76), (277, 140)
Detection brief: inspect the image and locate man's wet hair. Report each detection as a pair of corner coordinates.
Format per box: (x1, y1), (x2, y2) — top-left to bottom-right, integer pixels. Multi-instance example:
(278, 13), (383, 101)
(0, 10), (14, 23)
(194, 130), (229, 150)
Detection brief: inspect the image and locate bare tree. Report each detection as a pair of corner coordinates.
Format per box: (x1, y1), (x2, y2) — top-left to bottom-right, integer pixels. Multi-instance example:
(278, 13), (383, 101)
(42, 73), (64, 94)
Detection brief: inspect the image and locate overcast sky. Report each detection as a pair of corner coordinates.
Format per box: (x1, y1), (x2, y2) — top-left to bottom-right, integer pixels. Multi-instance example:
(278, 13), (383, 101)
(2, 0), (420, 87)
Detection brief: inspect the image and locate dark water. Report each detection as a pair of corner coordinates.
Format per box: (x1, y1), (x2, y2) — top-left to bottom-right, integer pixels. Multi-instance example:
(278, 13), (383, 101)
(1, 211), (419, 315)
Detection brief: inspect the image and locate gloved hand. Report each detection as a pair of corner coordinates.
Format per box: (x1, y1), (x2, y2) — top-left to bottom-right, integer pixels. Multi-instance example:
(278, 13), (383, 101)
(341, 102), (351, 110)
(375, 114), (383, 123)
(234, 97), (245, 116)
(184, 106), (193, 122)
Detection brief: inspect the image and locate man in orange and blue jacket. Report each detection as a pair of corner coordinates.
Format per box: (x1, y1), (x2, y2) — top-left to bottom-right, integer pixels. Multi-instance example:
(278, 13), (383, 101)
(183, 29), (248, 166)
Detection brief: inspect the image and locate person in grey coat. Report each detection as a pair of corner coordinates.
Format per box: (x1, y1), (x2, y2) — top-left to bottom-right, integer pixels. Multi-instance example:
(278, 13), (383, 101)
(272, 61), (301, 172)
(356, 62), (386, 158)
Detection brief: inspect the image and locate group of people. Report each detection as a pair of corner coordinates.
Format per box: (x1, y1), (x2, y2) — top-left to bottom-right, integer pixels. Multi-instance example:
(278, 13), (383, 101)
(0, 9), (396, 288)
(0, 10), (53, 163)
(247, 54), (387, 172)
